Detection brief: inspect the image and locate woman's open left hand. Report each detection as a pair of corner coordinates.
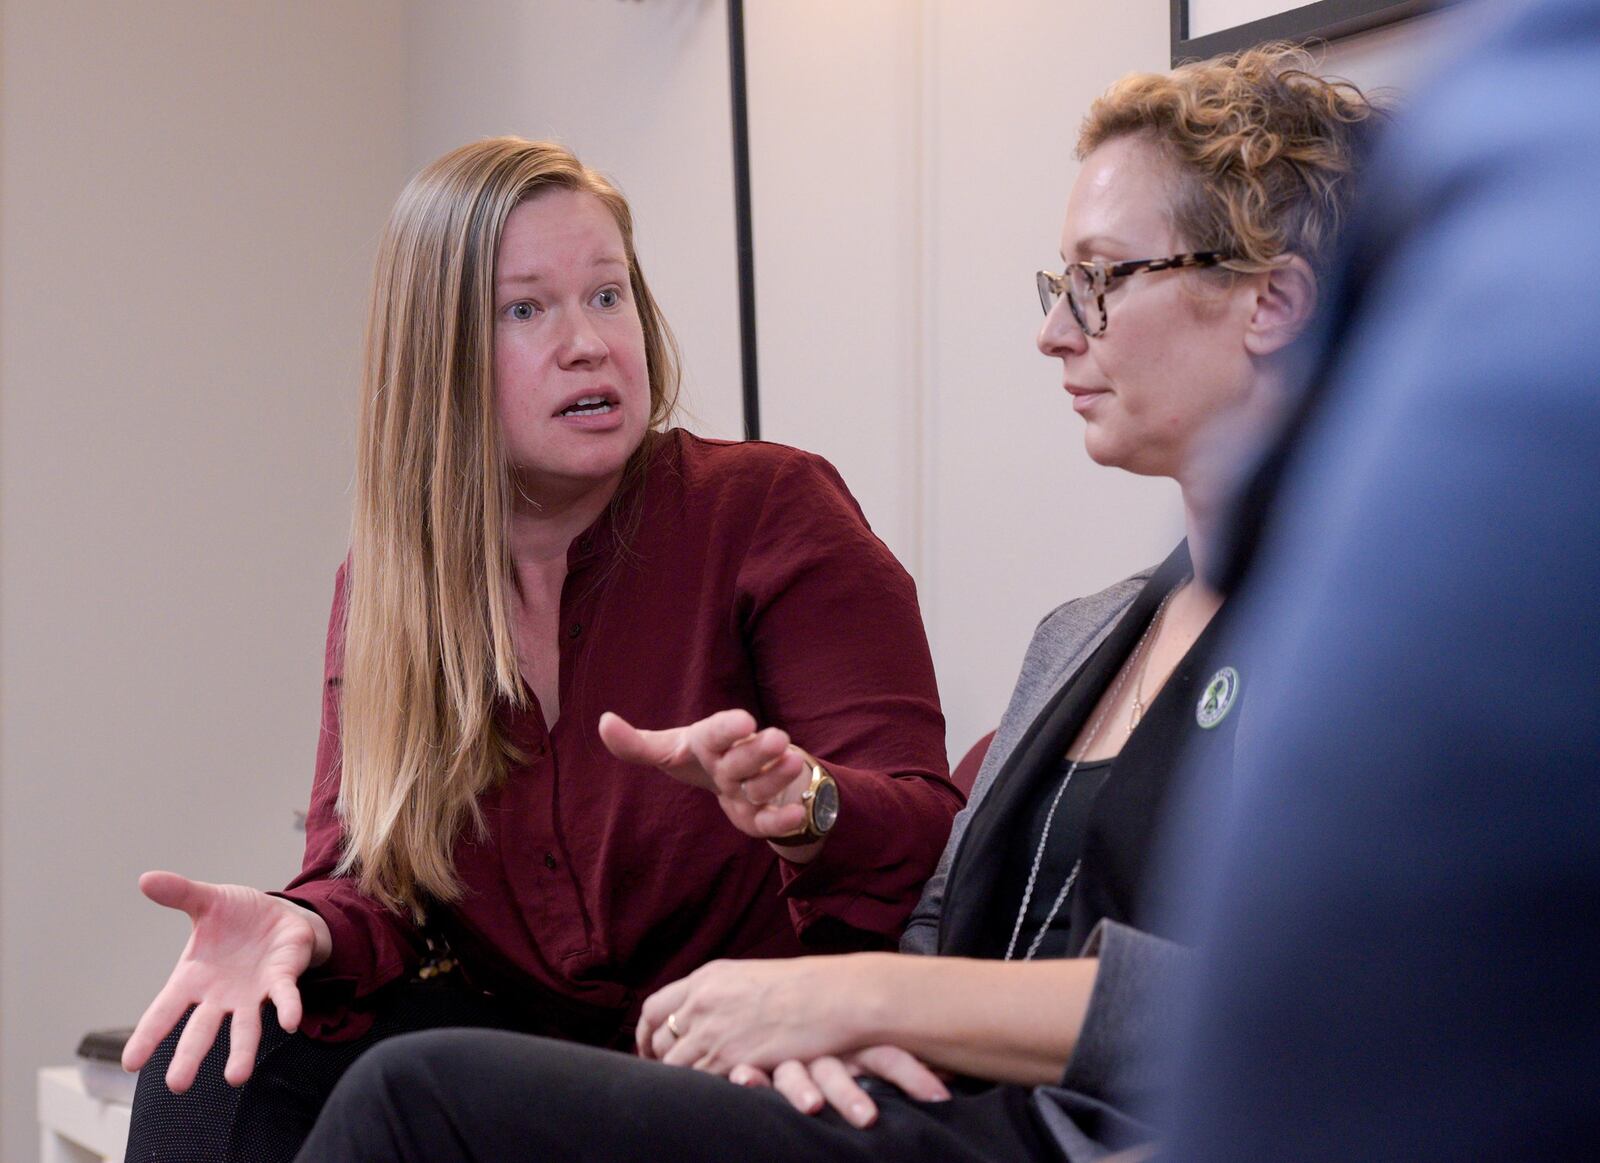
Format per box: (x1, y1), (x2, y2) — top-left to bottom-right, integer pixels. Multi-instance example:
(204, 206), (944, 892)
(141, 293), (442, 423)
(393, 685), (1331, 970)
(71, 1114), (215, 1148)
(599, 709), (811, 842)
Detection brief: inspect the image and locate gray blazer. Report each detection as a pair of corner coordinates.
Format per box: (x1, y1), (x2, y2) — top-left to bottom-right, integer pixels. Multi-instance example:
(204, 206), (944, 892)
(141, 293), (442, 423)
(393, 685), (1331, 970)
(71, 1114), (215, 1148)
(901, 567), (1152, 956)
(899, 565), (1194, 1161)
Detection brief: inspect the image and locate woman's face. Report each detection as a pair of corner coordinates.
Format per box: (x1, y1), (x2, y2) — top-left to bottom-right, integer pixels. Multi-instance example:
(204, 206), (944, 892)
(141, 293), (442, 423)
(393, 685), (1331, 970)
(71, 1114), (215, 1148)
(493, 188), (651, 504)
(1037, 135), (1264, 483)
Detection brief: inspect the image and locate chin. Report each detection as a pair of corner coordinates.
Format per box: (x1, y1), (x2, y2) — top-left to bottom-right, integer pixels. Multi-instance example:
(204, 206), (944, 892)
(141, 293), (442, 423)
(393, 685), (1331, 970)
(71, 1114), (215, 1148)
(1081, 428), (1127, 471)
(513, 432), (646, 499)
(563, 444), (640, 482)
(1082, 424), (1178, 479)
(1084, 445), (1118, 469)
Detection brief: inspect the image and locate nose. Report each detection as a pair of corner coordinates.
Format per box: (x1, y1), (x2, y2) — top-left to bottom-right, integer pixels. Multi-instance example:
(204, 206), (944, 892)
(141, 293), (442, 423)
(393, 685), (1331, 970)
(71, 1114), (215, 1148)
(1036, 296), (1087, 358)
(556, 310), (609, 369)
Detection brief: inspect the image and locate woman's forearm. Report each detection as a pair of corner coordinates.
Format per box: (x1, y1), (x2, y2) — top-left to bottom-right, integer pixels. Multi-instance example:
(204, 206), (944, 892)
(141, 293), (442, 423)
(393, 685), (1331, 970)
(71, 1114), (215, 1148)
(642, 949), (1099, 1084)
(843, 953), (1100, 1085)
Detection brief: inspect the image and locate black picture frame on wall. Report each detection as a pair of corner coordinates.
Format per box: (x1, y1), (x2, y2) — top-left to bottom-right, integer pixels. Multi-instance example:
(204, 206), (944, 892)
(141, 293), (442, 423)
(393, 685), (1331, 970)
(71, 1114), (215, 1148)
(1171, 0), (1446, 65)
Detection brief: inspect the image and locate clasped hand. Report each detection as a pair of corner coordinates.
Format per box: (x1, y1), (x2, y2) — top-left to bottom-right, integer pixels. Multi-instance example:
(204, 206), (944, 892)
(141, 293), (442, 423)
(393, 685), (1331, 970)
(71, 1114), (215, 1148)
(636, 955), (949, 1128)
(599, 709), (817, 850)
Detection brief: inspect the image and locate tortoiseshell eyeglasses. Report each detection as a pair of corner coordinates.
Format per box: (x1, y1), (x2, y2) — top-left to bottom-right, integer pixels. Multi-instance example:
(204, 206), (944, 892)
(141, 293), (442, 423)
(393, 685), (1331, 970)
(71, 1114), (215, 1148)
(1036, 251), (1231, 337)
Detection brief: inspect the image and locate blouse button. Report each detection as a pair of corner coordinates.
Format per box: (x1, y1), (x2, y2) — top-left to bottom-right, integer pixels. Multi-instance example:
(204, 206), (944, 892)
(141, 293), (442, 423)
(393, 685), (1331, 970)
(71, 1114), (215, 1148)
(568, 622), (582, 639)
(544, 852), (558, 870)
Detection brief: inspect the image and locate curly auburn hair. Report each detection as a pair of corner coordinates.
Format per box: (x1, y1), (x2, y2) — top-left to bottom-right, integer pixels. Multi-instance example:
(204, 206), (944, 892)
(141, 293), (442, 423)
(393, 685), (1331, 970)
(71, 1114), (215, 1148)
(1078, 43), (1387, 277)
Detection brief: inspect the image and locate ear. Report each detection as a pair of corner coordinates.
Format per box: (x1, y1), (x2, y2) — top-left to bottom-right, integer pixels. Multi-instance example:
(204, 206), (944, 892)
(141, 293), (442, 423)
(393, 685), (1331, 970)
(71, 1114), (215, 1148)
(1243, 255), (1318, 357)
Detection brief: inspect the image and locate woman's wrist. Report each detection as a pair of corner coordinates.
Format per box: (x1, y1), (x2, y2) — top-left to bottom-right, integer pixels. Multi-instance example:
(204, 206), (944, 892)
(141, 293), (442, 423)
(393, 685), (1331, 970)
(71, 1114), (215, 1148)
(768, 833), (825, 863)
(308, 910), (333, 967)
(836, 953), (900, 1050)
(289, 900), (334, 967)
(765, 748), (831, 863)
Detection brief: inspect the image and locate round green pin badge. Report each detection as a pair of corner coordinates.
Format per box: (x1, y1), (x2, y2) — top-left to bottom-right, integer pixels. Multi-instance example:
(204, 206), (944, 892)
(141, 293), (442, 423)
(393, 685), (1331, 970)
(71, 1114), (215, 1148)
(1196, 667), (1239, 729)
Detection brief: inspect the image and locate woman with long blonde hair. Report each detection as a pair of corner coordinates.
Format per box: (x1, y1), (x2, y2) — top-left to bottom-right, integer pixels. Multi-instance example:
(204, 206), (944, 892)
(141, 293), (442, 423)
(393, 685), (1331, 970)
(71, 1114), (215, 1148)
(298, 46), (1385, 1163)
(121, 137), (958, 1163)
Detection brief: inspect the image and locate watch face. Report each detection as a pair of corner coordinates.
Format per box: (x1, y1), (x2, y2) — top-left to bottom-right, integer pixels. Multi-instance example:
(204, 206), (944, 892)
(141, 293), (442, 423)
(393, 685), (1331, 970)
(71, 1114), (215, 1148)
(811, 776), (840, 834)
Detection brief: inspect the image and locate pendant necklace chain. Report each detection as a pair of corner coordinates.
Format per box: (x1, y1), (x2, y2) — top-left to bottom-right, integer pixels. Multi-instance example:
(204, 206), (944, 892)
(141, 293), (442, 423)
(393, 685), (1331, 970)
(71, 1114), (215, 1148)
(1127, 601), (1169, 734)
(1003, 582), (1182, 961)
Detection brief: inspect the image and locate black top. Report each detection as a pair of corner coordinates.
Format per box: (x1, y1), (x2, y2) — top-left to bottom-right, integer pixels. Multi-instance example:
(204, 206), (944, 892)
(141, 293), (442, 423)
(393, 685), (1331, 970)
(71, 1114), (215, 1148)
(1006, 757), (1115, 960)
(939, 543), (1247, 959)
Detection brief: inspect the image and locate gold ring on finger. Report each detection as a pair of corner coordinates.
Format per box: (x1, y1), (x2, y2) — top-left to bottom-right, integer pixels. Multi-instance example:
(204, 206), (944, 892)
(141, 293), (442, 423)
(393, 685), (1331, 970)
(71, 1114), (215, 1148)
(666, 1012), (684, 1040)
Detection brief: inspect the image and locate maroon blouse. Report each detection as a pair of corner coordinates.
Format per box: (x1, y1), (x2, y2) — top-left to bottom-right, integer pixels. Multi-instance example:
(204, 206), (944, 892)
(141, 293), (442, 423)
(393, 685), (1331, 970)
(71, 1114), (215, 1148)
(282, 430), (959, 1044)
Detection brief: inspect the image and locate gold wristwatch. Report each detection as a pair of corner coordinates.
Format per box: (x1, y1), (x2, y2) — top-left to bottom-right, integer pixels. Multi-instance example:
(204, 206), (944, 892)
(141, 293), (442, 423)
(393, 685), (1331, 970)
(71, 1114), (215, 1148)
(768, 750), (839, 847)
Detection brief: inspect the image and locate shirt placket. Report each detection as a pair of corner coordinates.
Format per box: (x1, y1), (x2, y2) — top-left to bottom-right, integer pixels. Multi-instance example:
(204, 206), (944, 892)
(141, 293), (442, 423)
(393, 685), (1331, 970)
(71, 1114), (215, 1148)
(499, 563), (598, 971)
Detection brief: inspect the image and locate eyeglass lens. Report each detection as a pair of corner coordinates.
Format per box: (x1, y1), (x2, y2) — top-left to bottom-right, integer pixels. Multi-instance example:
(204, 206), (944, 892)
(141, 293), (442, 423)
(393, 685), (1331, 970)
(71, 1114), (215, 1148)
(1038, 268), (1107, 336)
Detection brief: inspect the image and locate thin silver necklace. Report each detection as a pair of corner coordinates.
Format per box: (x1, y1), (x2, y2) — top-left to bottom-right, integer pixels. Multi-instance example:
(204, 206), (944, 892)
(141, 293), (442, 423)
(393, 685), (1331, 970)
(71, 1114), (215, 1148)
(1003, 584), (1181, 961)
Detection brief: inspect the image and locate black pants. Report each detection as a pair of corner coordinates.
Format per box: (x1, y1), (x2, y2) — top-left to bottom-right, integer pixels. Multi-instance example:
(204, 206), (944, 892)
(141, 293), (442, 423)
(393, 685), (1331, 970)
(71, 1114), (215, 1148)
(124, 980), (522, 1163)
(296, 1028), (1065, 1162)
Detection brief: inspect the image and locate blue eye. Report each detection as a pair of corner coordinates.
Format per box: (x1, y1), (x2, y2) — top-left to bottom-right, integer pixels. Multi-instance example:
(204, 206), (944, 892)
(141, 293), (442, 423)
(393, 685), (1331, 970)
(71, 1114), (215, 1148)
(506, 301), (537, 321)
(594, 287), (621, 309)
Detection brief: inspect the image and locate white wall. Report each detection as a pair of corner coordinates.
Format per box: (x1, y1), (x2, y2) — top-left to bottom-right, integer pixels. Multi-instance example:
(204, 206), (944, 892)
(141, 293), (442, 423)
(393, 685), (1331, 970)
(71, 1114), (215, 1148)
(743, 1), (926, 572)
(1188, 0), (1311, 37)
(0, 3), (408, 1160)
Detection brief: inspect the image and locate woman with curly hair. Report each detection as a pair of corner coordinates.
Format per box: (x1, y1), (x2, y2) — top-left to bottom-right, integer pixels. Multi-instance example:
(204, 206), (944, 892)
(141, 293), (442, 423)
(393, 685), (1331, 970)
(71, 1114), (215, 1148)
(296, 46), (1385, 1163)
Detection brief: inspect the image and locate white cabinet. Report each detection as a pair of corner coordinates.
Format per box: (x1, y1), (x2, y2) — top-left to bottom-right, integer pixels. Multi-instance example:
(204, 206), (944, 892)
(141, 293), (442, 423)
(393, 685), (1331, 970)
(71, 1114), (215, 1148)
(37, 1068), (131, 1163)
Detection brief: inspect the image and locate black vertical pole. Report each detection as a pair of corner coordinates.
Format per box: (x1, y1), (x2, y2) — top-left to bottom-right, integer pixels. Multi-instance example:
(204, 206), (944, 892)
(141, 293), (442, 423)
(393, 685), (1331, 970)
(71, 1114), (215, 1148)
(727, 0), (761, 440)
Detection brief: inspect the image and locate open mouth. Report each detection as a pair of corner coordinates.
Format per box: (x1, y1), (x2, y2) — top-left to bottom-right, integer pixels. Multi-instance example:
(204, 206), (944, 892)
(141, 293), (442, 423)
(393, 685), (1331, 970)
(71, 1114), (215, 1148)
(557, 394), (617, 418)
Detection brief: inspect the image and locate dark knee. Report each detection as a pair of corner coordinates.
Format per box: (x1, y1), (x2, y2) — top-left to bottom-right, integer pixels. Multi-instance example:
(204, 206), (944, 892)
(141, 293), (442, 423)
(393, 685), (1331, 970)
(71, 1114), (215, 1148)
(305, 1033), (469, 1161)
(343, 1030), (442, 1090)
(341, 1029), (484, 1106)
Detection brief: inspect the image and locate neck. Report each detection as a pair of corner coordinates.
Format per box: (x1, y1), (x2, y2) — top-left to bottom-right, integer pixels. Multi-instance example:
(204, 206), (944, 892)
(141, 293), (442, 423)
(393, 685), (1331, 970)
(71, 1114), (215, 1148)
(1173, 363), (1289, 590)
(1179, 485), (1215, 585)
(505, 469), (623, 570)
(1176, 481), (1227, 616)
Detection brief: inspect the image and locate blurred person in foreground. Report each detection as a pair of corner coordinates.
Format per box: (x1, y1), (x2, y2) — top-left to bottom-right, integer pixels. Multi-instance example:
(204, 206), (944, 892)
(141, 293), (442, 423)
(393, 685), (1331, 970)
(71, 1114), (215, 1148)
(293, 47), (1383, 1163)
(1155, 0), (1600, 1158)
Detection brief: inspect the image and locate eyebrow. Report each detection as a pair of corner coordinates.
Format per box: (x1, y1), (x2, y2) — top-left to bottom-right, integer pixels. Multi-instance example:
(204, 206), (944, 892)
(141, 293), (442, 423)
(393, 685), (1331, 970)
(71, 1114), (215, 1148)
(497, 256), (628, 285)
(1065, 235), (1138, 261)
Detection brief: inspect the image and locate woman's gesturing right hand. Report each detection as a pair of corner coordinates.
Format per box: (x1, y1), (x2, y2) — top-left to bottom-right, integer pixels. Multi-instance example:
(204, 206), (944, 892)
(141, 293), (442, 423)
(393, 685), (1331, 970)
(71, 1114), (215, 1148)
(121, 870), (332, 1091)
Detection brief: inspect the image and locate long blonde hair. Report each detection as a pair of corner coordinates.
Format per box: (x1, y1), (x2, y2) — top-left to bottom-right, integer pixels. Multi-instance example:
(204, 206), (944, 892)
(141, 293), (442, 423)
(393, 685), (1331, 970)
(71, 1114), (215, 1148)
(337, 137), (680, 916)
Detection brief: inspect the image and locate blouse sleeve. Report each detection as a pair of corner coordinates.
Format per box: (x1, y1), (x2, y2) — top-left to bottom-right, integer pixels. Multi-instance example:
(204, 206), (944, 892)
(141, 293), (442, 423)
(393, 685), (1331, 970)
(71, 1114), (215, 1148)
(274, 564), (424, 1038)
(735, 450), (964, 944)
